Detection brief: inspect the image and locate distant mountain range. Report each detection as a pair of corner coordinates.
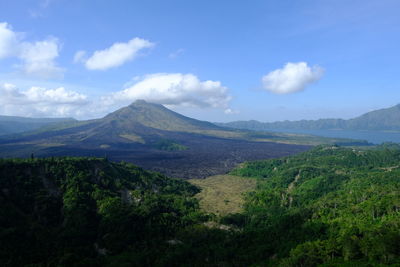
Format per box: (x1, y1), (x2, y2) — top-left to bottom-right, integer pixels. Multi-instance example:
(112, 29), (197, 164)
(217, 104), (400, 131)
(0, 115), (75, 136)
(0, 100), (313, 178)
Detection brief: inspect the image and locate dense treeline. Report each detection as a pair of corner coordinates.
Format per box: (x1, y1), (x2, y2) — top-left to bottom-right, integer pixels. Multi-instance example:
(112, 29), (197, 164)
(229, 144), (400, 266)
(156, 145), (400, 266)
(1, 145), (400, 266)
(0, 157), (203, 266)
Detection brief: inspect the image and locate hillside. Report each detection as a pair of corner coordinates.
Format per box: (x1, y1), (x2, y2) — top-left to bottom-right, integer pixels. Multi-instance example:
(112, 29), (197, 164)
(0, 115), (76, 136)
(0, 157), (202, 266)
(227, 144), (400, 266)
(151, 145), (400, 266)
(0, 100), (313, 178)
(218, 103), (400, 131)
(2, 146), (400, 266)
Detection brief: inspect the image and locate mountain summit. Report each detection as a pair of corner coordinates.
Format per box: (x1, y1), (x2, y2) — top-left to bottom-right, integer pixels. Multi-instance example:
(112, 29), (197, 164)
(103, 100), (220, 132)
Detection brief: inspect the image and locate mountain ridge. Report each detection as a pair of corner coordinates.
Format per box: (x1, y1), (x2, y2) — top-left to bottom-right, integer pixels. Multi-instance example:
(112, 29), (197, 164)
(217, 103), (400, 131)
(0, 115), (76, 136)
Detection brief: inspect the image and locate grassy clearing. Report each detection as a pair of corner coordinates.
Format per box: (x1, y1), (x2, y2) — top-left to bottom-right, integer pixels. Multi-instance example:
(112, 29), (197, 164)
(189, 174), (257, 216)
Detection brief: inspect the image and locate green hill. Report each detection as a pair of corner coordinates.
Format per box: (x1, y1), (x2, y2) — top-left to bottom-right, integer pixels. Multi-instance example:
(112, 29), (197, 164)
(228, 144), (400, 266)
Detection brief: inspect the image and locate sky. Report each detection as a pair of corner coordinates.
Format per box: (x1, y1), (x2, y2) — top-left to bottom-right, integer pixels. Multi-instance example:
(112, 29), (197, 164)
(0, 0), (400, 122)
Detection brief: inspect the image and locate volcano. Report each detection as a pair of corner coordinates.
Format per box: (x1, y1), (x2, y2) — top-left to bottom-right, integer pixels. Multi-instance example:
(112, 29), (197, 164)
(0, 100), (309, 178)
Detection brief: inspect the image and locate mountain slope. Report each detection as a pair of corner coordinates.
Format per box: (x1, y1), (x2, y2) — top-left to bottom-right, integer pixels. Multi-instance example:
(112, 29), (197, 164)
(346, 103), (400, 130)
(104, 100), (220, 132)
(4, 100), (230, 146)
(218, 103), (400, 131)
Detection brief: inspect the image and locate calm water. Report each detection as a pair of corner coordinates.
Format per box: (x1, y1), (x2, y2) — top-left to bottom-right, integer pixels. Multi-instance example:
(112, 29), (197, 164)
(268, 129), (400, 145)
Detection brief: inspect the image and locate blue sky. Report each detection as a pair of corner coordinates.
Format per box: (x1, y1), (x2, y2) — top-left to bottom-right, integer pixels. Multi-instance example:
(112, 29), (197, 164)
(0, 0), (399, 122)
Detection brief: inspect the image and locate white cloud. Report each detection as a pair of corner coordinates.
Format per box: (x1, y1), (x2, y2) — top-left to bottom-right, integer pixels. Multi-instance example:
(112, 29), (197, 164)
(262, 62), (324, 94)
(102, 73), (232, 110)
(0, 22), (19, 58)
(83, 38), (154, 70)
(0, 83), (88, 117)
(0, 74), (233, 119)
(23, 86), (87, 104)
(19, 38), (63, 78)
(0, 22), (63, 78)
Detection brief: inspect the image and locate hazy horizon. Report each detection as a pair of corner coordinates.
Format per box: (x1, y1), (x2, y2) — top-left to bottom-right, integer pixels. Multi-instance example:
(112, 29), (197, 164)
(1, 99), (397, 124)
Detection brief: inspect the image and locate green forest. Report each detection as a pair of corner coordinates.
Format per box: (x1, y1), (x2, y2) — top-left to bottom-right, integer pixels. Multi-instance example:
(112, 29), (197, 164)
(230, 144), (400, 266)
(1, 145), (400, 266)
(0, 158), (203, 266)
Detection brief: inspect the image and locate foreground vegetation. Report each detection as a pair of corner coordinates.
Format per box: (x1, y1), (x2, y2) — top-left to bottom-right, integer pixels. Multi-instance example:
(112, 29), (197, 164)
(230, 144), (400, 266)
(1, 144), (400, 266)
(0, 158), (203, 266)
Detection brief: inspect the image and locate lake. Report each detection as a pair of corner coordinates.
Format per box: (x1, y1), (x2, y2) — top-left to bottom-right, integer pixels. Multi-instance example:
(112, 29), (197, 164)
(267, 129), (400, 145)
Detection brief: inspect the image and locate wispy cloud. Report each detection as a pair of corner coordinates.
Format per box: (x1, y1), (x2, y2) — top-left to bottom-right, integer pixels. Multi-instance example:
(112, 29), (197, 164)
(29, 0), (56, 18)
(78, 38), (154, 70)
(40, 0), (54, 9)
(73, 50), (86, 63)
(168, 48), (185, 59)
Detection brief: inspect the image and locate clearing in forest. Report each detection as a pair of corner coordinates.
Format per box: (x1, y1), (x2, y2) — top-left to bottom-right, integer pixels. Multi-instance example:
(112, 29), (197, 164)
(189, 174), (257, 216)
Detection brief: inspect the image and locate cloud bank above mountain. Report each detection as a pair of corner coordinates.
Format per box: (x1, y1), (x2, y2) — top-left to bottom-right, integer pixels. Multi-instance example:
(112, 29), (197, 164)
(0, 83), (87, 117)
(0, 73), (233, 118)
(103, 73), (231, 109)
